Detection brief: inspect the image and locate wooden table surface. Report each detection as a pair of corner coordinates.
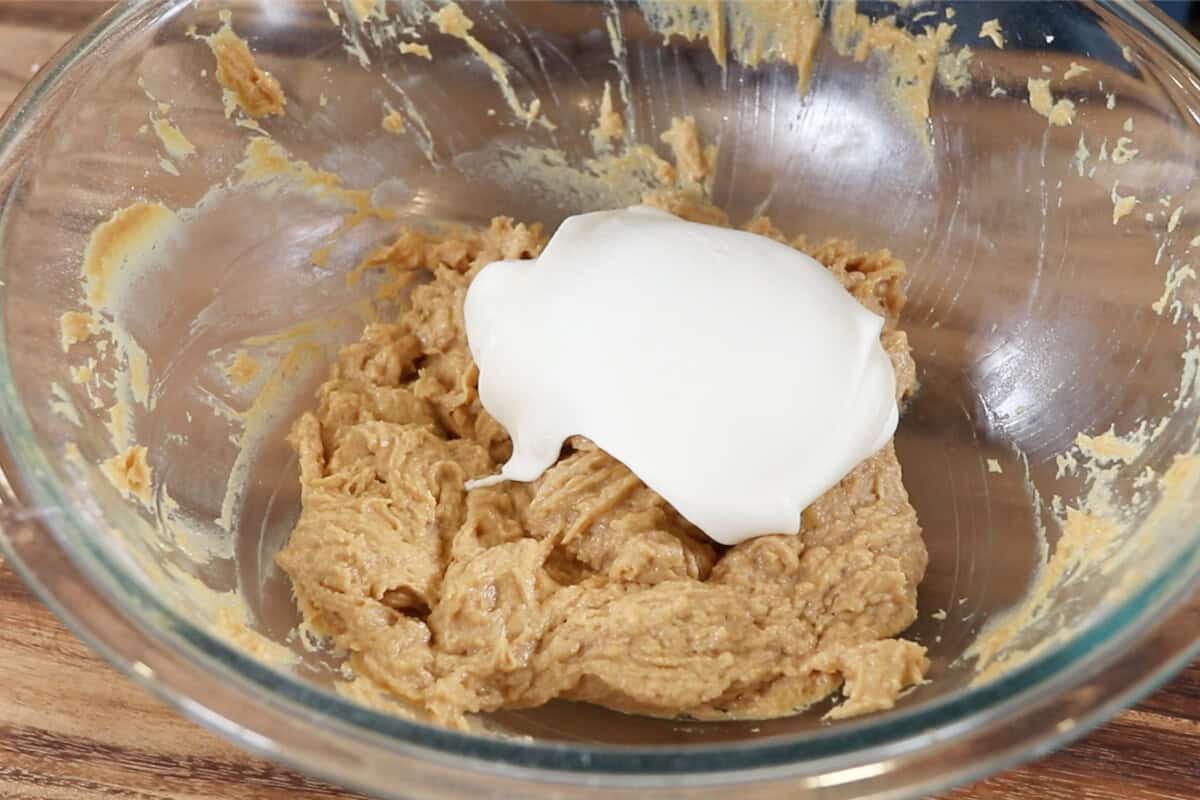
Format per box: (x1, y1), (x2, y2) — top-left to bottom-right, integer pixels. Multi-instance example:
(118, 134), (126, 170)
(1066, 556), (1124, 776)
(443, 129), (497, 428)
(0, 3), (1197, 799)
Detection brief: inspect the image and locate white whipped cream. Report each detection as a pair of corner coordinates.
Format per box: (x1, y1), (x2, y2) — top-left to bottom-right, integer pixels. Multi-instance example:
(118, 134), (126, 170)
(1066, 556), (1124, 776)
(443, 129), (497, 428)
(463, 205), (898, 545)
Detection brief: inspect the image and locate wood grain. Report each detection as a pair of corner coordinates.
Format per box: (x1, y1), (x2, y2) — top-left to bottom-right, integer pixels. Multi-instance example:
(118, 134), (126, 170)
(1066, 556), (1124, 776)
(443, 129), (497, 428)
(7, 557), (1197, 800)
(0, 3), (1196, 799)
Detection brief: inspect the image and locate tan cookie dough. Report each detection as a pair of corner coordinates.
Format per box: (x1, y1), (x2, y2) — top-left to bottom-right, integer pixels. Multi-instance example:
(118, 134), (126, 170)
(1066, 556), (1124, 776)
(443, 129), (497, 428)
(276, 199), (927, 729)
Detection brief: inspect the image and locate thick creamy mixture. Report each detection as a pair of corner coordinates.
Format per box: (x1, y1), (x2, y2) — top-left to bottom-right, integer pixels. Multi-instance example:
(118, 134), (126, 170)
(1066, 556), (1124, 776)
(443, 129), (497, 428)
(464, 205), (901, 546)
(276, 199), (927, 728)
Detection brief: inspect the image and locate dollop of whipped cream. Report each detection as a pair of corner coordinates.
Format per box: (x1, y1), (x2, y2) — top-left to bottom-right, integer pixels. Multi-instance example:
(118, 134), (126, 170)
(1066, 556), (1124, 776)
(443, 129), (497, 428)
(464, 205), (897, 545)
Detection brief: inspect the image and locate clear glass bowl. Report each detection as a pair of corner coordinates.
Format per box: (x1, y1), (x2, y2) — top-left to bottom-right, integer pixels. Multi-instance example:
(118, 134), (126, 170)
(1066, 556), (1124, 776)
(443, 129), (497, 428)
(0, 1), (1198, 797)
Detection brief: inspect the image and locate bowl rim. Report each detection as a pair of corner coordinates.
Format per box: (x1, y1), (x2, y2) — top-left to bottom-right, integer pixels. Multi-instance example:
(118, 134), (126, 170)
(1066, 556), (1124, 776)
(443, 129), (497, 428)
(0, 0), (1198, 797)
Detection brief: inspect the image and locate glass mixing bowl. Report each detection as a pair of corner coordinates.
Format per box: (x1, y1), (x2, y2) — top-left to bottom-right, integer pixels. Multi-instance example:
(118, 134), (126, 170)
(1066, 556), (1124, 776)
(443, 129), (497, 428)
(0, 1), (1198, 797)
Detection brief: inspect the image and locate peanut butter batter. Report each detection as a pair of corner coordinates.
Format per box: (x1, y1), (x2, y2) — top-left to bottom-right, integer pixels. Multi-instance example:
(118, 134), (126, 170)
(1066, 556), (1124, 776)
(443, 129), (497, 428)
(276, 200), (926, 729)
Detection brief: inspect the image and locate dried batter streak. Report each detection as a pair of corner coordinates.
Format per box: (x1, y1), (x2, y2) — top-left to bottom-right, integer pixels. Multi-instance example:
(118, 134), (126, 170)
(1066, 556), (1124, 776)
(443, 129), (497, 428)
(660, 116), (715, 187)
(226, 351), (261, 386)
(979, 19), (1005, 49)
(399, 42), (433, 60)
(207, 14), (286, 119)
(276, 201), (927, 728)
(1027, 78), (1076, 127)
(102, 445), (153, 505)
(151, 115), (196, 160)
(382, 107), (406, 135)
(590, 82), (625, 152)
(59, 311), (95, 352)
